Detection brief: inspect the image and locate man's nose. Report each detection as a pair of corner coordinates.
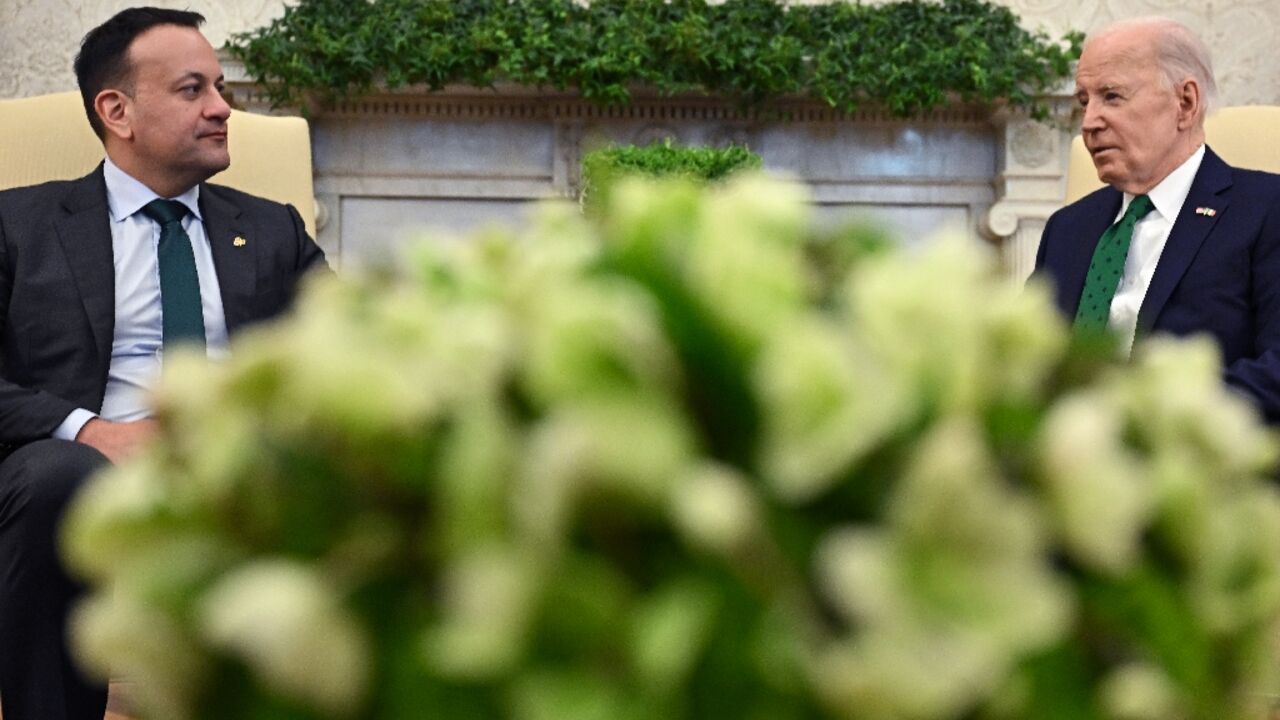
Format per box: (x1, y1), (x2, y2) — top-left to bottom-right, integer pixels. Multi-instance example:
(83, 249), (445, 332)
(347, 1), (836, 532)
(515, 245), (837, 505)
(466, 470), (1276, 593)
(1081, 102), (1105, 132)
(206, 89), (231, 121)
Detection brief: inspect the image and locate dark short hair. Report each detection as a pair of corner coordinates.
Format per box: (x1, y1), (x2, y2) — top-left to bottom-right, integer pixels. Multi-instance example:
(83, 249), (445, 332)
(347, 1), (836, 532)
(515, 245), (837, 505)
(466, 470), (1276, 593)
(74, 7), (206, 139)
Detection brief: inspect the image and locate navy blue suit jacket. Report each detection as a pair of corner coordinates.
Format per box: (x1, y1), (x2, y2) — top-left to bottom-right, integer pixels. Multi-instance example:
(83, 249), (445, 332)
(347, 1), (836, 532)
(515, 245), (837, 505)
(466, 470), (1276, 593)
(1035, 147), (1280, 421)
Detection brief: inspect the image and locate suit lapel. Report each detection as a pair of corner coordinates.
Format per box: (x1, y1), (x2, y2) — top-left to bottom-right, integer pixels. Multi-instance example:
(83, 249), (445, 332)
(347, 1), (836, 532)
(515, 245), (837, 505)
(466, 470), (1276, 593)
(1136, 148), (1233, 335)
(1061, 190), (1122, 317)
(199, 185), (257, 336)
(53, 166), (115, 364)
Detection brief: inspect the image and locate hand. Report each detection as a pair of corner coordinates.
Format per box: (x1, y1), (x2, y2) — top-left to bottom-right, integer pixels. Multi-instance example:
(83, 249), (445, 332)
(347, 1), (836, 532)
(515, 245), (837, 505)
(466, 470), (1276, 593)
(75, 417), (160, 465)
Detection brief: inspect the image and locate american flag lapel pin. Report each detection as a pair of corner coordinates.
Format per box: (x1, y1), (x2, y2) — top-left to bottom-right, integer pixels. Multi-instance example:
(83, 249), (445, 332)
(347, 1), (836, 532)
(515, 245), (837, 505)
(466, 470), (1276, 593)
(1194, 207), (1217, 217)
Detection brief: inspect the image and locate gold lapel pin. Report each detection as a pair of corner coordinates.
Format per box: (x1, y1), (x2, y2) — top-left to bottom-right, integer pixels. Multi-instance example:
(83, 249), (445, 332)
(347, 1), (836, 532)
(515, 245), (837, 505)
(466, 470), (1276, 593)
(233, 236), (247, 247)
(1194, 207), (1217, 217)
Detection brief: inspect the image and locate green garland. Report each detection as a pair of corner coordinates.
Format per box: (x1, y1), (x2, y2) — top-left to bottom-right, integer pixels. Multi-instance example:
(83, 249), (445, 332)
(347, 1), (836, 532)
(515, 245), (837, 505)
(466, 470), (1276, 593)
(227, 0), (1082, 118)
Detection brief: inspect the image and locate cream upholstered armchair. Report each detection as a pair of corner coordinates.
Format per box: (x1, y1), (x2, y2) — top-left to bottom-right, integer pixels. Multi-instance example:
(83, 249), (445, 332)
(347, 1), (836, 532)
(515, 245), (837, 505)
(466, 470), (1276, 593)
(1065, 105), (1280, 203)
(0, 90), (317, 238)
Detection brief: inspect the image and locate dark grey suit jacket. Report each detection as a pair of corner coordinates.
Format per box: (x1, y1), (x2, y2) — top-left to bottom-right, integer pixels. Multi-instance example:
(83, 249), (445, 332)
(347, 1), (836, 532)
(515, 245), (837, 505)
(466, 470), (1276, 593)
(0, 164), (327, 445)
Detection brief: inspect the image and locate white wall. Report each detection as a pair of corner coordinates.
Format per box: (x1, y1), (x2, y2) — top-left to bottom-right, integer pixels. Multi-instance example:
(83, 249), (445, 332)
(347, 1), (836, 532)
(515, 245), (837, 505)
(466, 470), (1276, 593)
(1001, 0), (1280, 107)
(0, 0), (286, 98)
(2, 0), (1276, 106)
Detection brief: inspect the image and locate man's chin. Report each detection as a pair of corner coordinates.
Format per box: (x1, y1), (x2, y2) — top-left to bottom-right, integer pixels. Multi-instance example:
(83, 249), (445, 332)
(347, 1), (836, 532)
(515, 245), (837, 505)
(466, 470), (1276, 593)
(1093, 163), (1124, 188)
(202, 154), (231, 178)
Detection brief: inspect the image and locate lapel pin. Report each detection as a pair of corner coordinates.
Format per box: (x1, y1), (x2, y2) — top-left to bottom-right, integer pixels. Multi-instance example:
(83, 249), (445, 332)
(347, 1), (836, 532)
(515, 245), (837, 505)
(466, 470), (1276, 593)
(1194, 207), (1217, 217)
(233, 236), (247, 247)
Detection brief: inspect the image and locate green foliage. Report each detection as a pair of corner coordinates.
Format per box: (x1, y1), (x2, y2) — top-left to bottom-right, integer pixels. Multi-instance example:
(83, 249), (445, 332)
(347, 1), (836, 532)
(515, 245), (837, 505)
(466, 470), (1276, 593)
(63, 176), (1280, 720)
(227, 0), (1082, 118)
(580, 140), (762, 214)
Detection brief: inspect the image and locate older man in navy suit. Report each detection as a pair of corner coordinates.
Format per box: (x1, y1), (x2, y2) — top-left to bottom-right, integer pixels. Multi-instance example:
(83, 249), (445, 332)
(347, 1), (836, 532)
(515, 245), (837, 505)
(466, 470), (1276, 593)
(1035, 17), (1280, 421)
(0, 8), (326, 719)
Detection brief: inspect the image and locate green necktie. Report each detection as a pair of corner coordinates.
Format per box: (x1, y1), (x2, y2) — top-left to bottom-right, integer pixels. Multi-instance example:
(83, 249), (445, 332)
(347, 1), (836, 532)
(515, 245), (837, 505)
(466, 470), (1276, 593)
(141, 199), (206, 349)
(1073, 194), (1154, 331)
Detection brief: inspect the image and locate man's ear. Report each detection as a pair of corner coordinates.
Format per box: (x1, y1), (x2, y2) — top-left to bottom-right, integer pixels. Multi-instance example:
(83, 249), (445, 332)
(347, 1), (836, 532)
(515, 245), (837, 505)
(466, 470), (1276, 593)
(94, 89), (133, 141)
(1175, 78), (1202, 131)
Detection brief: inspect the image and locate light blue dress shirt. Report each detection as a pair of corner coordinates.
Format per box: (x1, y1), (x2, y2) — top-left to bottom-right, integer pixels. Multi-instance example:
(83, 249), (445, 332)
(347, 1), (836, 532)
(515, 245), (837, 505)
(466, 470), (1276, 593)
(53, 157), (230, 439)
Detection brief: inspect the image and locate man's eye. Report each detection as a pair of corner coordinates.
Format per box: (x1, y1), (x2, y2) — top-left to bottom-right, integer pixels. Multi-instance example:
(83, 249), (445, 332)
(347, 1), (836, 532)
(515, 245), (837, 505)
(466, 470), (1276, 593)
(180, 86), (200, 97)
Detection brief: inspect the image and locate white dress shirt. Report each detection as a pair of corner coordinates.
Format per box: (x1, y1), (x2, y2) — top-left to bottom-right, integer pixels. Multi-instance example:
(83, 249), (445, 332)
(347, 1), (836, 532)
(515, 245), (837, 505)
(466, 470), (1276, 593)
(1109, 144), (1206, 357)
(53, 157), (230, 439)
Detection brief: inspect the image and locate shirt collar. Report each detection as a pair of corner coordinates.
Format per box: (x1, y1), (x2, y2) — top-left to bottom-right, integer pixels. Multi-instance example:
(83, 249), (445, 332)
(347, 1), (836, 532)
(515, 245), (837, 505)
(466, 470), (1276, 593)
(1120, 144), (1205, 222)
(103, 156), (202, 224)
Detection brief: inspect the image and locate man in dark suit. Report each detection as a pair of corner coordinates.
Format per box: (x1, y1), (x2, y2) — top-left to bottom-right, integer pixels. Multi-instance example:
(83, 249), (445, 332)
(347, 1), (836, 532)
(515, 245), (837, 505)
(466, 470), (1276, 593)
(1035, 17), (1280, 421)
(0, 8), (326, 719)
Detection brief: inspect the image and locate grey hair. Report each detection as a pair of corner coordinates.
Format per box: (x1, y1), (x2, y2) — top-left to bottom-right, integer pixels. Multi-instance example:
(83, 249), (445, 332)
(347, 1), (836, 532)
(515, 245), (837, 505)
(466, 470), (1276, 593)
(1090, 16), (1219, 119)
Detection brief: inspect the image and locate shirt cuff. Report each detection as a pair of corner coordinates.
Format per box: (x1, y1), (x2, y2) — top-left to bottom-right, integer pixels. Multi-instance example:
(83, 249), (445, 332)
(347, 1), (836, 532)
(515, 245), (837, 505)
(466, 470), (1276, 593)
(53, 408), (97, 441)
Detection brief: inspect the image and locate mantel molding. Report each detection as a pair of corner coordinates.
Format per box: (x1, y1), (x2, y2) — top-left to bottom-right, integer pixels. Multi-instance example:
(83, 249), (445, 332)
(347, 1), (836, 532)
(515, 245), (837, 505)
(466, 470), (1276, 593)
(320, 92), (996, 127)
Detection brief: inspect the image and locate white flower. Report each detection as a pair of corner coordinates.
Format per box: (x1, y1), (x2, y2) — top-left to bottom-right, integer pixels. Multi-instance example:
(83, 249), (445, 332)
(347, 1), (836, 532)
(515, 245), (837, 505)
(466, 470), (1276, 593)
(429, 300), (518, 404)
(71, 590), (206, 720)
(670, 462), (763, 556)
(521, 278), (680, 406)
(525, 394), (696, 510)
(1037, 389), (1152, 574)
(754, 317), (907, 502)
(706, 172), (809, 251)
(161, 403), (264, 511)
(511, 200), (600, 287)
(512, 417), (591, 547)
(199, 560), (370, 715)
(984, 277), (1069, 402)
(1188, 488), (1280, 634)
(811, 628), (1004, 720)
(600, 176), (704, 263)
(151, 347), (228, 433)
(60, 460), (168, 581)
(845, 232), (994, 413)
(813, 419), (1071, 718)
(233, 276), (473, 437)
(1127, 337), (1276, 478)
(1098, 663), (1178, 720)
(686, 174), (811, 349)
(513, 393), (696, 553)
(421, 545), (538, 679)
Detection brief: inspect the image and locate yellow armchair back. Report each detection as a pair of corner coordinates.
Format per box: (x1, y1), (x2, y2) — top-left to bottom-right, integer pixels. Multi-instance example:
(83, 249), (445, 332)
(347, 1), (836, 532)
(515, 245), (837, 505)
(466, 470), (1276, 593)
(0, 91), (316, 238)
(1065, 105), (1280, 204)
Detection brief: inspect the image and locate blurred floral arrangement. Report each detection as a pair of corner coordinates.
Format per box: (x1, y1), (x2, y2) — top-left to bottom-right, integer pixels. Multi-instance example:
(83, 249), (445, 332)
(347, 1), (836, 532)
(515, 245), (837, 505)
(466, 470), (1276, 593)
(63, 175), (1280, 720)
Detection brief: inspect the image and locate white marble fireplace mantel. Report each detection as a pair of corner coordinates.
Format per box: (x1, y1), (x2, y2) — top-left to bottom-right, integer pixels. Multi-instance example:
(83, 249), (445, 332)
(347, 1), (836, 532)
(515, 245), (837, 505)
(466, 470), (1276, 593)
(222, 56), (1077, 279)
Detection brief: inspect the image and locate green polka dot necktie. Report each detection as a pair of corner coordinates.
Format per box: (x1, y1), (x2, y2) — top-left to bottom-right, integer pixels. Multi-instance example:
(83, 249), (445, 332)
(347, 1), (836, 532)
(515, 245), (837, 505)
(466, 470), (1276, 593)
(1073, 194), (1154, 331)
(141, 199), (207, 349)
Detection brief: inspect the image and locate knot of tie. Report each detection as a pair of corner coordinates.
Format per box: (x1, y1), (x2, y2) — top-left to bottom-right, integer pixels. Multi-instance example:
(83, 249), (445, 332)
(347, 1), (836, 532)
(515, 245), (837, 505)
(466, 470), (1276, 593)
(1119, 194), (1154, 227)
(141, 198), (188, 226)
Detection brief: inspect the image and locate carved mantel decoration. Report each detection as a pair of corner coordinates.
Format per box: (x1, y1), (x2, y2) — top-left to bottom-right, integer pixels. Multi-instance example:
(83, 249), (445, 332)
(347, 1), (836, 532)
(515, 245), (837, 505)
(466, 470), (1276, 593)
(987, 94), (1079, 281)
(222, 54), (1076, 278)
